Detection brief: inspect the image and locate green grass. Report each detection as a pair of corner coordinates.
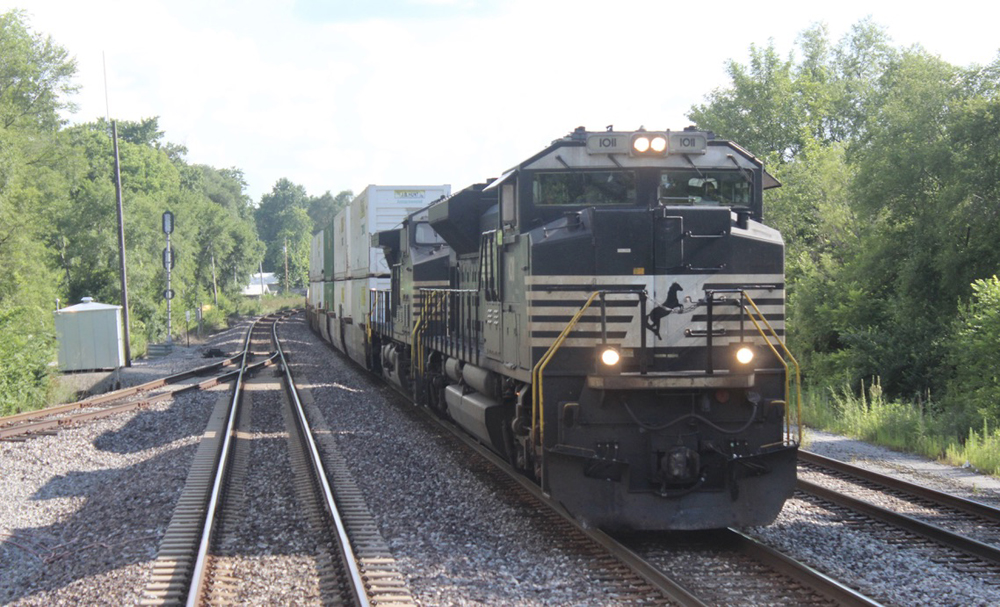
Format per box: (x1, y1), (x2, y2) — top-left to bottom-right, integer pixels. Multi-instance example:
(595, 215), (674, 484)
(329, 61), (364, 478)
(803, 379), (1000, 476)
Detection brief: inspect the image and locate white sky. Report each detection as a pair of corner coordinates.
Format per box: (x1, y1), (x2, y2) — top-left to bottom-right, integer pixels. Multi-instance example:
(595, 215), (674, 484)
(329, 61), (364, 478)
(5, 0), (1000, 202)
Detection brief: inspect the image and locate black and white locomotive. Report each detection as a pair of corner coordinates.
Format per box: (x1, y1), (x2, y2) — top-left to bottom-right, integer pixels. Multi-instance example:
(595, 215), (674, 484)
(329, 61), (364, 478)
(307, 126), (799, 531)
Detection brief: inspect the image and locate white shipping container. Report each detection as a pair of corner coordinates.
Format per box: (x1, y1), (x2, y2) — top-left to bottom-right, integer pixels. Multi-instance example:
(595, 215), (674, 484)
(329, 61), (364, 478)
(54, 297), (126, 371)
(309, 230), (324, 281)
(308, 280), (324, 309)
(333, 208), (351, 280)
(349, 185), (450, 279)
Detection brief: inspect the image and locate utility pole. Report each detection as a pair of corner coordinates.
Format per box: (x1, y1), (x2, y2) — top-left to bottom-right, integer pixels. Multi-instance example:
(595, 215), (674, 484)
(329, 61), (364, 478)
(111, 121), (132, 366)
(258, 261), (266, 302)
(284, 238), (289, 294)
(210, 250), (219, 307)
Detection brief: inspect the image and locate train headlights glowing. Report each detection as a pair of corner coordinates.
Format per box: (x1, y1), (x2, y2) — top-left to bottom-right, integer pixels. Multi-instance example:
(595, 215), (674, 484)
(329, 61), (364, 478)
(600, 347), (621, 366)
(630, 132), (668, 156)
(736, 346), (755, 365)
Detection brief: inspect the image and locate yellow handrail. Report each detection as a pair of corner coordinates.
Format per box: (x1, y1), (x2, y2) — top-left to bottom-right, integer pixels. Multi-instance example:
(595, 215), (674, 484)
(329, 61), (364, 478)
(411, 289), (445, 379)
(740, 291), (802, 445)
(366, 289), (376, 346)
(530, 291), (601, 459)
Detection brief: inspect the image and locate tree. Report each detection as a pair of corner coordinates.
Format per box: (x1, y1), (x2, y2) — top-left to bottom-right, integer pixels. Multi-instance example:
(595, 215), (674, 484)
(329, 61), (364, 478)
(308, 189), (352, 233)
(687, 19), (1000, 405)
(0, 10), (77, 413)
(688, 41), (801, 162)
(0, 10), (78, 131)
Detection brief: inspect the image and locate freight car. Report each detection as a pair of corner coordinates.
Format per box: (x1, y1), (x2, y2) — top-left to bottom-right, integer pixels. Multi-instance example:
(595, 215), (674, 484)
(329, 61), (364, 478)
(307, 127), (800, 531)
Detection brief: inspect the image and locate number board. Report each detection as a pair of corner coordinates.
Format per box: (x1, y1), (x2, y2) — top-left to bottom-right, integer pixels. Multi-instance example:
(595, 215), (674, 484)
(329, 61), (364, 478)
(669, 132), (707, 154)
(586, 133), (630, 154)
(586, 132), (709, 155)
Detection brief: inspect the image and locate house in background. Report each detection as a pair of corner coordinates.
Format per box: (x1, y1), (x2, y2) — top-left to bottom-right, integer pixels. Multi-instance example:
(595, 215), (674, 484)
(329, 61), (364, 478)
(242, 272), (280, 298)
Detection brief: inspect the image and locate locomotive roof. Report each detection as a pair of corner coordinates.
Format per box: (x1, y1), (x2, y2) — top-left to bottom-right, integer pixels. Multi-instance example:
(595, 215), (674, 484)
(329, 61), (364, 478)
(486, 128), (780, 191)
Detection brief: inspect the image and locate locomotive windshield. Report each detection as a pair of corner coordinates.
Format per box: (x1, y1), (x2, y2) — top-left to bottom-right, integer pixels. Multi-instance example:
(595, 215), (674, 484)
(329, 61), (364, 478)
(414, 222), (446, 245)
(657, 170), (751, 206)
(533, 171), (637, 206)
(530, 169), (754, 210)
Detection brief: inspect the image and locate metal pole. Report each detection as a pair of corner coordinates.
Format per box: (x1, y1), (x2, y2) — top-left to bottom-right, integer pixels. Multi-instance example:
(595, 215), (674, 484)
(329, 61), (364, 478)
(166, 229), (172, 343)
(111, 121), (132, 366)
(211, 251), (218, 307)
(259, 261), (265, 302)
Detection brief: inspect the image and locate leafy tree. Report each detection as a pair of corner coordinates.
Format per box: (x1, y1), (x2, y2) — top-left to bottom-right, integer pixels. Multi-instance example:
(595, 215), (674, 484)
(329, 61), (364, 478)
(688, 41), (801, 162)
(308, 189), (352, 233)
(0, 10), (78, 131)
(689, 19), (1000, 407)
(254, 178), (334, 288)
(0, 10), (78, 412)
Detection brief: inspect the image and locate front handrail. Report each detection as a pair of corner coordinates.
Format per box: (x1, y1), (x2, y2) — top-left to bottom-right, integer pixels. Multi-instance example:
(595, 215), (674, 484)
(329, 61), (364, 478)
(740, 291), (802, 445)
(530, 291), (602, 489)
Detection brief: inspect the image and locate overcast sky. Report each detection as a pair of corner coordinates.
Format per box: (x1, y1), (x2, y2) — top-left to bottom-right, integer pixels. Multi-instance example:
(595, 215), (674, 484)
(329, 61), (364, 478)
(5, 0), (1000, 202)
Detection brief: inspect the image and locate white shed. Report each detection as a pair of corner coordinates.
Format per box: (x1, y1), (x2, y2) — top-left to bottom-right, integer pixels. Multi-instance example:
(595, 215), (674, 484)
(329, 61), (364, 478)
(54, 297), (126, 371)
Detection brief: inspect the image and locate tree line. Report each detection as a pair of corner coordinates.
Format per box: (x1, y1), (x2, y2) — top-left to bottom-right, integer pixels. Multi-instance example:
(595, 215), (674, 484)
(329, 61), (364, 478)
(689, 19), (1000, 435)
(0, 10), (341, 414)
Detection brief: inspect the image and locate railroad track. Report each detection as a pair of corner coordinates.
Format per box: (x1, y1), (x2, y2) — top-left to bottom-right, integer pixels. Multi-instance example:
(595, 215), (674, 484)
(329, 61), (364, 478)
(0, 343), (271, 442)
(797, 450), (1000, 580)
(139, 311), (384, 606)
(376, 387), (882, 605)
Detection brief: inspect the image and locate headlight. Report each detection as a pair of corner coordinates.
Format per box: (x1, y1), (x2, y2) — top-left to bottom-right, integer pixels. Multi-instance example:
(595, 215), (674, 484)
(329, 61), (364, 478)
(629, 131), (669, 156)
(736, 346), (754, 365)
(600, 347), (621, 366)
(632, 136), (650, 153)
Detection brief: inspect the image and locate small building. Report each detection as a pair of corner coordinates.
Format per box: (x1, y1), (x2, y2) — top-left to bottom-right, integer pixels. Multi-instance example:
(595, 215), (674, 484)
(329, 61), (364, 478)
(242, 272), (280, 297)
(54, 297), (126, 371)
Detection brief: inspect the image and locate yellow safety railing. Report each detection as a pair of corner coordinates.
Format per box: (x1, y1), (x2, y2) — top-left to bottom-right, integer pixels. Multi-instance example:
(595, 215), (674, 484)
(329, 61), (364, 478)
(740, 291), (802, 445)
(411, 289), (445, 379)
(530, 291), (601, 461)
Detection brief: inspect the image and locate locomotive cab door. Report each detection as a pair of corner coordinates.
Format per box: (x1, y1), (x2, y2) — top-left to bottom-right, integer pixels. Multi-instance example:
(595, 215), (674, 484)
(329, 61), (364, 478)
(480, 230), (503, 361)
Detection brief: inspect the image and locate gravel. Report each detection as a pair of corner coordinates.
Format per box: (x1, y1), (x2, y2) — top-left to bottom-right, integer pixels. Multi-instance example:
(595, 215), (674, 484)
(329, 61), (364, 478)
(804, 428), (1000, 507)
(0, 388), (223, 605)
(205, 373), (323, 605)
(0, 321), (251, 606)
(7, 312), (1000, 606)
(287, 314), (1000, 606)
(281, 316), (638, 606)
(745, 429), (1000, 606)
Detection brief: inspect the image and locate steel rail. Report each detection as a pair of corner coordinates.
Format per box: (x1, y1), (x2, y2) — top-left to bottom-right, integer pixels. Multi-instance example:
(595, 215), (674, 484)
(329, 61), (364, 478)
(800, 450), (1000, 522)
(1, 355), (244, 429)
(412, 399), (707, 606)
(0, 357), (276, 441)
(186, 315), (278, 607)
(405, 384), (884, 605)
(723, 528), (884, 606)
(274, 316), (371, 607)
(798, 478), (1000, 566)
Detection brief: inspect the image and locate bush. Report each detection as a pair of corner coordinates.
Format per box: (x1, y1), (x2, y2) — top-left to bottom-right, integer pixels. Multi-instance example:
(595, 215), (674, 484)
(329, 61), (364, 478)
(945, 421), (1000, 476)
(0, 306), (56, 416)
(948, 275), (1000, 425)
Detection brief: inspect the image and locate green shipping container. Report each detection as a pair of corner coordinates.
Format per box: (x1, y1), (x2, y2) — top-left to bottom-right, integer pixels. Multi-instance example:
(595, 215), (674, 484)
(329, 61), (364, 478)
(323, 225), (335, 280)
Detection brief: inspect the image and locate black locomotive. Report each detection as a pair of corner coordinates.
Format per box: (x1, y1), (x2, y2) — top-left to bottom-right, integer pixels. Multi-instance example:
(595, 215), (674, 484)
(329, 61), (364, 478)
(308, 127), (799, 530)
